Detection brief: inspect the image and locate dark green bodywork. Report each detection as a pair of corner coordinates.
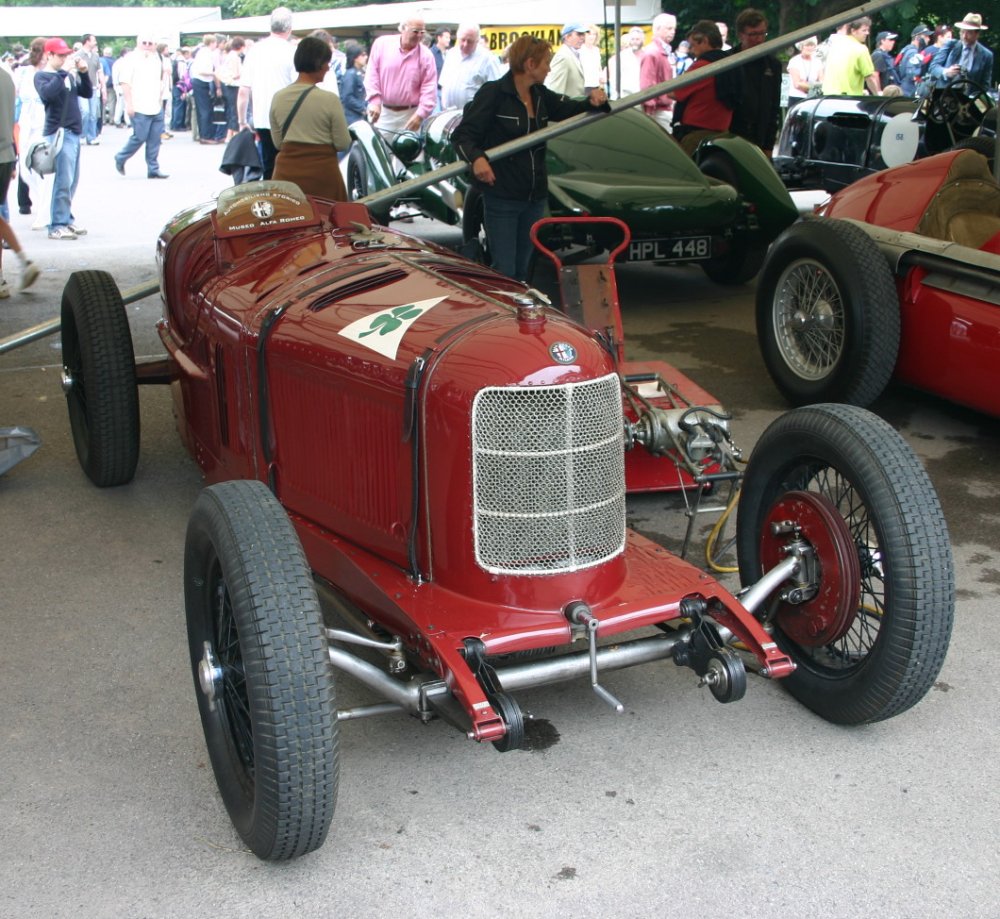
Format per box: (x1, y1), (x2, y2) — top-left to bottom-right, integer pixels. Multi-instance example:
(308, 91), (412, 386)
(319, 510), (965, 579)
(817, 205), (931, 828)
(350, 107), (797, 267)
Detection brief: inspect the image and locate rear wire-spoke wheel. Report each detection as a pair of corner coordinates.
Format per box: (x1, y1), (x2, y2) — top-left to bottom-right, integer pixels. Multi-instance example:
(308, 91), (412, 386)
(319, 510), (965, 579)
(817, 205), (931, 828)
(185, 480), (339, 860)
(60, 270), (140, 486)
(736, 405), (954, 724)
(772, 258), (846, 379)
(756, 218), (900, 407)
(346, 144), (368, 201)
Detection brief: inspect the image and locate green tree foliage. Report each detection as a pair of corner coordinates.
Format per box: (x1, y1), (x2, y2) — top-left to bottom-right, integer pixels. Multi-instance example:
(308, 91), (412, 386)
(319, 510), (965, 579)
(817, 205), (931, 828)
(228, 0), (401, 16)
(668, 0), (1000, 45)
(6, 0), (222, 7)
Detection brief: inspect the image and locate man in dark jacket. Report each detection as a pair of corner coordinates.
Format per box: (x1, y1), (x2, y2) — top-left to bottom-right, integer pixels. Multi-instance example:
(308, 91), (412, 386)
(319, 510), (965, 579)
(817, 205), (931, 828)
(872, 31), (901, 87)
(896, 24), (933, 96)
(727, 8), (781, 157)
(929, 12), (994, 89)
(34, 36), (92, 240)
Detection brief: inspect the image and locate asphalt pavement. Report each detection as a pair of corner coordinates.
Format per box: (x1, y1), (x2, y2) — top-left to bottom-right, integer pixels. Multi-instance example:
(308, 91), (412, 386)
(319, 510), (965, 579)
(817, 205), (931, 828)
(1, 135), (997, 919)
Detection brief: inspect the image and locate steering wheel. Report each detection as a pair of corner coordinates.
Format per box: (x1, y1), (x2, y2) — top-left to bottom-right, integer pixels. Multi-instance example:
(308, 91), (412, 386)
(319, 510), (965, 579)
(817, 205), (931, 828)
(924, 77), (994, 131)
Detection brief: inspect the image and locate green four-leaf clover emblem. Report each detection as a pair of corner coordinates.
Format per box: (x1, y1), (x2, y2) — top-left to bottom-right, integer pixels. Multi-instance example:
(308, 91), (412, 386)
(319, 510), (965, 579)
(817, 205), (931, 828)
(358, 304), (424, 338)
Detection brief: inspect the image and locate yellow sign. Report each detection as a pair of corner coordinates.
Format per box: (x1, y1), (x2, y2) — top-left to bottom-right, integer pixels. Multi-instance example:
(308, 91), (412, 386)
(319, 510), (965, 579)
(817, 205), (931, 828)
(480, 25), (562, 52)
(479, 25), (651, 55)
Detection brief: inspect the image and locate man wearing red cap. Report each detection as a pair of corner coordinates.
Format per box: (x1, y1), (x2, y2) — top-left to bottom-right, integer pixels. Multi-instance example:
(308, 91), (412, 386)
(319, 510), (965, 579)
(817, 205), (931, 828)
(34, 37), (93, 240)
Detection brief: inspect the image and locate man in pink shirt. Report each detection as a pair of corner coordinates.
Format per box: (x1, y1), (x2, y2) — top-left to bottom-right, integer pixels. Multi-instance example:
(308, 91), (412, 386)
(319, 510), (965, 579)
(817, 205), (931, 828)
(364, 16), (438, 135)
(640, 12), (676, 132)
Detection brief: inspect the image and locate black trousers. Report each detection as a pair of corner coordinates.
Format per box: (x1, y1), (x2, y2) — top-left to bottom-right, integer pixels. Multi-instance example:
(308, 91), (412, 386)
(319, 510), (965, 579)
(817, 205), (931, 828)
(256, 128), (279, 181)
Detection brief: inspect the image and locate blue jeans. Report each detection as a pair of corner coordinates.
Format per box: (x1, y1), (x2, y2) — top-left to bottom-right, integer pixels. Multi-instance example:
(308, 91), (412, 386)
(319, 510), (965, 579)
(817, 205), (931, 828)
(78, 95), (101, 143)
(116, 110), (164, 175)
(50, 129), (81, 230)
(482, 194), (545, 281)
(170, 86), (188, 130)
(257, 128), (279, 180)
(192, 79), (216, 139)
(222, 84), (239, 132)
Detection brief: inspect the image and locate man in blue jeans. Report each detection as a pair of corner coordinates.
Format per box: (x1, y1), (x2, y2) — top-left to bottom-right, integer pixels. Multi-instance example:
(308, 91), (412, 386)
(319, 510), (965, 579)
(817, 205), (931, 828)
(34, 36), (92, 240)
(76, 34), (103, 144)
(114, 35), (170, 179)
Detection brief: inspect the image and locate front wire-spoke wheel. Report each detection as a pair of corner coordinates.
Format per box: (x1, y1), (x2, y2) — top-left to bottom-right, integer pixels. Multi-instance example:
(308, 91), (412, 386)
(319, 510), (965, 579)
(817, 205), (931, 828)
(61, 270), (140, 486)
(185, 480), (339, 861)
(737, 404), (954, 724)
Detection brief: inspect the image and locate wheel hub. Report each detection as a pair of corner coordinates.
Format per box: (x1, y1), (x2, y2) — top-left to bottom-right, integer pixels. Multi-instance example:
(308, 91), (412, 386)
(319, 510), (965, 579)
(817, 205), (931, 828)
(198, 641), (223, 711)
(791, 299), (836, 333)
(60, 368), (75, 394)
(758, 491), (862, 647)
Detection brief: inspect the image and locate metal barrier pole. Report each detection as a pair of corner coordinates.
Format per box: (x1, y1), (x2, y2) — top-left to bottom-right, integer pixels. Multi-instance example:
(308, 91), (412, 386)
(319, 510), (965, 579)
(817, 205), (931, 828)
(0, 280), (160, 356)
(362, 0), (906, 210)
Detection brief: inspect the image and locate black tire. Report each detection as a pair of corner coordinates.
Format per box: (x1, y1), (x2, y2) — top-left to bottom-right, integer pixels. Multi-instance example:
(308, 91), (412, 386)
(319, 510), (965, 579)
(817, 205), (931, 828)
(60, 270), (140, 487)
(185, 480), (339, 861)
(460, 185), (490, 266)
(756, 218), (900, 407)
(698, 153), (766, 285)
(736, 404), (954, 724)
(346, 144), (368, 201)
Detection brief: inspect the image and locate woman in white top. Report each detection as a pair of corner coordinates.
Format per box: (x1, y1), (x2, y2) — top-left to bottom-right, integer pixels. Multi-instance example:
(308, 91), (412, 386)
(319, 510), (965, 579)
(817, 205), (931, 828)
(788, 36), (824, 102)
(218, 36), (244, 141)
(14, 38), (52, 231)
(580, 25), (604, 92)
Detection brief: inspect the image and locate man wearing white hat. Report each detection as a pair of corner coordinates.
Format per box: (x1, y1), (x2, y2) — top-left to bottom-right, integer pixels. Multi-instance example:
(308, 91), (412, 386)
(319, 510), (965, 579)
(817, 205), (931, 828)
(929, 13), (993, 88)
(545, 24), (587, 96)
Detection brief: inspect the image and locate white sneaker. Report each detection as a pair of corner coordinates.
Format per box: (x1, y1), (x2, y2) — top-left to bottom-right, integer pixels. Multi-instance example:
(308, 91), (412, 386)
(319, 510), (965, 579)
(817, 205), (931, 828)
(0, 276), (9, 299)
(19, 261), (40, 292)
(48, 227), (77, 240)
(68, 224), (88, 236)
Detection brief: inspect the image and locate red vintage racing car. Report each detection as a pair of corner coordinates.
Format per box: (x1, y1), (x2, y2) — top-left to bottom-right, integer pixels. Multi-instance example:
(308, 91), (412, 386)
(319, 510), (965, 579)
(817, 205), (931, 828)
(59, 182), (954, 860)
(757, 147), (1000, 417)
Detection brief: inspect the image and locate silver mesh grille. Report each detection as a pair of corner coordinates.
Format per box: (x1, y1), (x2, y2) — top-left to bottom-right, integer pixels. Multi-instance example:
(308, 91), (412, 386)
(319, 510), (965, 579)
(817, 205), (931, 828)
(471, 373), (626, 575)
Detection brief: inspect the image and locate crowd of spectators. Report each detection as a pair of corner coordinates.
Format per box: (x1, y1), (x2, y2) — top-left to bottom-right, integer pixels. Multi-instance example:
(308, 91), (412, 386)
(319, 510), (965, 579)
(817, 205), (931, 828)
(0, 6), (995, 280)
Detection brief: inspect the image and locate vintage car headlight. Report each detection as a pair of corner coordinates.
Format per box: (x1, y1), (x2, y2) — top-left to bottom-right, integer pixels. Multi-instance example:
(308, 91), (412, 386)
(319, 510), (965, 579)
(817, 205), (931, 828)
(391, 131), (422, 165)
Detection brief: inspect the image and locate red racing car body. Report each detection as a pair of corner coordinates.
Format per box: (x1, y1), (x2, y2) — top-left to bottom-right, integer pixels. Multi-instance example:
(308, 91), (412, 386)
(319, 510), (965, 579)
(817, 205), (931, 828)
(57, 182), (954, 861)
(757, 148), (1000, 416)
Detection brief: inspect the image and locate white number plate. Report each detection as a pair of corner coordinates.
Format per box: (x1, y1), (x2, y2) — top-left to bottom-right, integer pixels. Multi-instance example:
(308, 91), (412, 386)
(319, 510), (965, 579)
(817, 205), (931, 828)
(626, 236), (712, 261)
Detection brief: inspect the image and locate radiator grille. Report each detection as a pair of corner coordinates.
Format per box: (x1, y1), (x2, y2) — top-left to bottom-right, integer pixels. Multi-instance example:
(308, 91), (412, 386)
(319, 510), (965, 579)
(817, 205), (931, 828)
(472, 373), (626, 575)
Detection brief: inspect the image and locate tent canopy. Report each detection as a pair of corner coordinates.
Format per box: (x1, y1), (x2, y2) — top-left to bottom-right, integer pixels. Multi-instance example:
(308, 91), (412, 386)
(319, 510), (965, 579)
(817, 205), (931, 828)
(0, 6), (222, 43)
(215, 0), (660, 38)
(0, 1), (659, 49)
